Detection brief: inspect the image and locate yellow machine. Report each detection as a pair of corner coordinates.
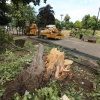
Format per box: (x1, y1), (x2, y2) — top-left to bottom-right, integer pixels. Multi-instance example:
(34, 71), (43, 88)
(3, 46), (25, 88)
(39, 25), (64, 39)
(25, 24), (38, 35)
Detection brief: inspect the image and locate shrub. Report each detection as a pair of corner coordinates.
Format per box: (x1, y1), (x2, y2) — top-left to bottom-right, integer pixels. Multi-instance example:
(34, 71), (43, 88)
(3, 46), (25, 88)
(70, 29), (98, 38)
(0, 29), (13, 52)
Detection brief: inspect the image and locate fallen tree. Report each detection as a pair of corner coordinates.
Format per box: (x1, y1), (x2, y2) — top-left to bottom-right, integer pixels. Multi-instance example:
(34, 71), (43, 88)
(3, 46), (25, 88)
(2, 44), (73, 100)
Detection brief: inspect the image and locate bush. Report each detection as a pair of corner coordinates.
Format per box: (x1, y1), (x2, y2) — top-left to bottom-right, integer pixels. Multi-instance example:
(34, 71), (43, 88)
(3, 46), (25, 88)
(70, 29), (98, 38)
(0, 29), (13, 52)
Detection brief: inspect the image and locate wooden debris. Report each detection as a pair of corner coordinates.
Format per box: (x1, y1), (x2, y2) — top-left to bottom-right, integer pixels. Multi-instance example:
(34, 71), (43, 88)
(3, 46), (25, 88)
(82, 36), (97, 43)
(93, 83), (97, 89)
(61, 94), (70, 100)
(44, 48), (73, 80)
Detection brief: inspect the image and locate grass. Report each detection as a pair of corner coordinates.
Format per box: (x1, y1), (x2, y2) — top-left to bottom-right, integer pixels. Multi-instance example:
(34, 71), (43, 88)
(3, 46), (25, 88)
(61, 30), (71, 37)
(61, 29), (100, 43)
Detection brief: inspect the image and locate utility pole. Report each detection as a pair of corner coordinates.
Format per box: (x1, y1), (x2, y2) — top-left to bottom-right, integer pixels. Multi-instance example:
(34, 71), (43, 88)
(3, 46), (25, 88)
(60, 14), (63, 29)
(93, 7), (100, 35)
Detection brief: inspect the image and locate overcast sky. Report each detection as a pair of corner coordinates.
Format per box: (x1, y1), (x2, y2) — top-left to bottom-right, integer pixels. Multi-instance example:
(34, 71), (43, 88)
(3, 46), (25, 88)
(31, 0), (100, 22)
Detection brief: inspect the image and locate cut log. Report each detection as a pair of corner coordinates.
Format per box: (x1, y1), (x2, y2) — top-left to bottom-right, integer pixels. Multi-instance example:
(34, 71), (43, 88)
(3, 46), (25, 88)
(61, 94), (70, 100)
(2, 44), (73, 100)
(82, 36), (97, 43)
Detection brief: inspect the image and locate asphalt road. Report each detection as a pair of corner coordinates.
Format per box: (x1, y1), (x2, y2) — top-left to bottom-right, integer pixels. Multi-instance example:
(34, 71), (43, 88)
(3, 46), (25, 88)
(50, 37), (100, 58)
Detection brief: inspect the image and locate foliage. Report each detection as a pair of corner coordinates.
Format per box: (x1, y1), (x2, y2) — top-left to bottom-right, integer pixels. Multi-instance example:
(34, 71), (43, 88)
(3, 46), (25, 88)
(0, 0), (11, 25)
(13, 80), (60, 100)
(0, 39), (100, 100)
(0, 29), (13, 52)
(0, 50), (22, 97)
(82, 14), (90, 29)
(65, 88), (83, 100)
(70, 28), (97, 38)
(82, 14), (97, 30)
(55, 19), (61, 29)
(68, 22), (74, 29)
(37, 4), (55, 28)
(63, 14), (70, 29)
(61, 14), (71, 29)
(0, 47), (35, 98)
(86, 75), (100, 100)
(0, 0), (47, 25)
(97, 19), (100, 30)
(7, 0), (47, 7)
(74, 20), (82, 29)
(32, 81), (60, 100)
(88, 16), (97, 30)
(64, 14), (70, 23)
(0, 40), (38, 98)
(60, 14), (74, 29)
(7, 3), (36, 27)
(44, 46), (52, 53)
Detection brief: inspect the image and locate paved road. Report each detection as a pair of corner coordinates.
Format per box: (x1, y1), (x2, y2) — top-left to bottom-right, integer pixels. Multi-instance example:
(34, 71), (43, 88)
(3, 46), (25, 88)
(50, 37), (100, 58)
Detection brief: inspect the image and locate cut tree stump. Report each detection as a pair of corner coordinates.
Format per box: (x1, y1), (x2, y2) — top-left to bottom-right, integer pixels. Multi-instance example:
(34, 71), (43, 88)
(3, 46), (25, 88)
(15, 39), (25, 48)
(2, 44), (73, 100)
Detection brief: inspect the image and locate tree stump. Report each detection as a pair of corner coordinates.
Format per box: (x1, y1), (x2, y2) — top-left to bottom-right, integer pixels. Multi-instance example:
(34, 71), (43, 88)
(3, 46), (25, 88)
(15, 39), (25, 48)
(2, 44), (73, 100)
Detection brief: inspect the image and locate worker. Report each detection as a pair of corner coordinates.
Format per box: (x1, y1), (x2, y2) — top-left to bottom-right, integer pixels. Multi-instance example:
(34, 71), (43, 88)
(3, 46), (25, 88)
(80, 33), (83, 39)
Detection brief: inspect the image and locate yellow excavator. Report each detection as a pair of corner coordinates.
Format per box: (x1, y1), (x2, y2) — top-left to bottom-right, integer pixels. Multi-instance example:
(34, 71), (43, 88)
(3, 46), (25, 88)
(24, 23), (38, 35)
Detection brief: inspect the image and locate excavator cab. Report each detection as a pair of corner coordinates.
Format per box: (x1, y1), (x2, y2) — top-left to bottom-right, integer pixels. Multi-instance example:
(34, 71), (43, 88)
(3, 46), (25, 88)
(25, 24), (38, 35)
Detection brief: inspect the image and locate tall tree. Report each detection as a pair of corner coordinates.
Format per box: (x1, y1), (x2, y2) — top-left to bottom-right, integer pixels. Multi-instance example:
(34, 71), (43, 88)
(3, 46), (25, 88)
(63, 14), (70, 29)
(68, 22), (74, 29)
(64, 14), (70, 22)
(55, 19), (61, 29)
(97, 19), (100, 30)
(0, 0), (11, 25)
(0, 0), (47, 25)
(37, 4), (55, 28)
(74, 20), (82, 29)
(8, 3), (36, 27)
(88, 16), (96, 30)
(82, 14), (97, 30)
(82, 14), (90, 29)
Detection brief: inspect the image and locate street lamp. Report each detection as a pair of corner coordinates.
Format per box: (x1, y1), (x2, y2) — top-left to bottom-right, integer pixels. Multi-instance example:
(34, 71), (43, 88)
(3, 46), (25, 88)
(60, 14), (63, 29)
(60, 14), (63, 23)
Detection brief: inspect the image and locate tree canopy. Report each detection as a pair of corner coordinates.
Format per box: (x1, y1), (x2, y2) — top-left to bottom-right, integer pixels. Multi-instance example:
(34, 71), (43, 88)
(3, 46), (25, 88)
(0, 0), (11, 25)
(63, 14), (71, 29)
(8, 3), (36, 27)
(0, 0), (47, 25)
(55, 19), (61, 29)
(74, 20), (82, 29)
(7, 0), (47, 6)
(82, 14), (97, 30)
(37, 4), (55, 28)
